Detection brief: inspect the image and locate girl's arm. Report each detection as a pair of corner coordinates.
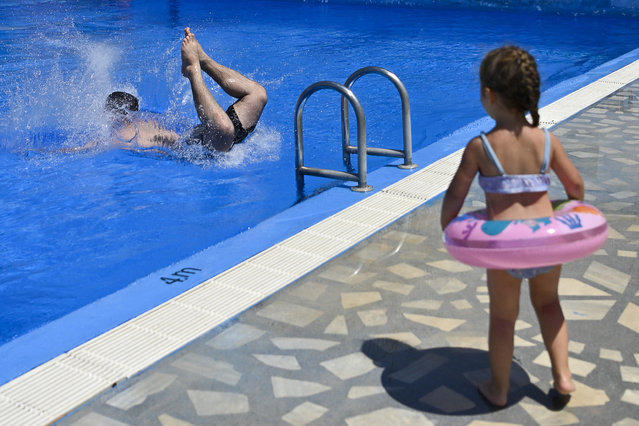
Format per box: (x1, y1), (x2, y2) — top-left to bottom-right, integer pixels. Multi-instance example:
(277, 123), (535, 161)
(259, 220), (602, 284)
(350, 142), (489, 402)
(440, 139), (481, 230)
(549, 133), (584, 201)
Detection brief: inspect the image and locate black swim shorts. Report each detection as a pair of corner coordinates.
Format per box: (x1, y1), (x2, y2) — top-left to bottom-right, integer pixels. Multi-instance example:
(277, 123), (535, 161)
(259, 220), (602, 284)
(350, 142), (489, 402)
(185, 104), (256, 149)
(226, 104), (256, 144)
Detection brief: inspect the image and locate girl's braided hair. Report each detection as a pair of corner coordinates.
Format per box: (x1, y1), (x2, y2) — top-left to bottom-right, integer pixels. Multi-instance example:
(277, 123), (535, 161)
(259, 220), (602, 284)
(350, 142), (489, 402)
(480, 46), (541, 126)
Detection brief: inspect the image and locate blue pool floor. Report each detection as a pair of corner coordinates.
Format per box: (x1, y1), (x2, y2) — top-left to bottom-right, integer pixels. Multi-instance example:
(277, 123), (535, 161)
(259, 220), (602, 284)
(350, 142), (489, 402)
(56, 78), (639, 425)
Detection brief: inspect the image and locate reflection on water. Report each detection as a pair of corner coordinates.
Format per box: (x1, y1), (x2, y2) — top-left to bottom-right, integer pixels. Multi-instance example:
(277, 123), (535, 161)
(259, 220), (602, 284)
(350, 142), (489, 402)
(1, 32), (119, 150)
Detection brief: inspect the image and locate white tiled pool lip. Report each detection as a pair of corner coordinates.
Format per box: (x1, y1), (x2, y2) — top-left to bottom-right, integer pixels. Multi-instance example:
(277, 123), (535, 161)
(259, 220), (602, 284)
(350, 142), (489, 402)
(1, 53), (639, 424)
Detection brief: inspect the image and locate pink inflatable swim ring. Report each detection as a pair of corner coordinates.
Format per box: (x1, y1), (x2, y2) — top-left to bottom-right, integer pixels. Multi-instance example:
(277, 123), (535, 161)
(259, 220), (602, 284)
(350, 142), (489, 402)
(444, 200), (609, 269)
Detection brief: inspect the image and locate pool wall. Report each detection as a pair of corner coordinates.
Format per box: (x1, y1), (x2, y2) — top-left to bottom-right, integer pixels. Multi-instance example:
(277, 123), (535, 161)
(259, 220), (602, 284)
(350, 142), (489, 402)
(275, 0), (639, 15)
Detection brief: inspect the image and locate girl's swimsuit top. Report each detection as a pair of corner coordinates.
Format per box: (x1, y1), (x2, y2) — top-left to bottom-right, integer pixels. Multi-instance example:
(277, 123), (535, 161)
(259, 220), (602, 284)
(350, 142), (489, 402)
(478, 128), (552, 194)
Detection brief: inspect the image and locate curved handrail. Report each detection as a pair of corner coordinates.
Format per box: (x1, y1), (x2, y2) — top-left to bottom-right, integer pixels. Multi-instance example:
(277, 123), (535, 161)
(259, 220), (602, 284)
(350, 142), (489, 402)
(295, 81), (373, 193)
(341, 66), (417, 169)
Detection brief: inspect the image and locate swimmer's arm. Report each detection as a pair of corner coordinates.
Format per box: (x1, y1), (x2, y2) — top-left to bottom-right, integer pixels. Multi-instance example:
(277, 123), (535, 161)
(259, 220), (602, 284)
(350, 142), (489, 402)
(441, 139), (481, 230)
(549, 133), (584, 201)
(118, 145), (172, 156)
(21, 139), (98, 154)
(59, 139), (99, 152)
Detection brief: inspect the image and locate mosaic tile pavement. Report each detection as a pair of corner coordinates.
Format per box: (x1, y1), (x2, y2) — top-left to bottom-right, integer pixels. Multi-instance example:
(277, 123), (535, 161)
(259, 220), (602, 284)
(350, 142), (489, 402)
(59, 80), (639, 425)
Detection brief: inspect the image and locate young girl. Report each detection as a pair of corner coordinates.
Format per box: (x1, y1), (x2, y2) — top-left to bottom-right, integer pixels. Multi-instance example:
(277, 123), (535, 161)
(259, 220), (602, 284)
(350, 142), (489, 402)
(440, 46), (584, 407)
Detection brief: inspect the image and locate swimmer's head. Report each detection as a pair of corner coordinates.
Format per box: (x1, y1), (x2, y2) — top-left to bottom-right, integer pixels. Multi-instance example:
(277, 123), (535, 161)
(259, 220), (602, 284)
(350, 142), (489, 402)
(105, 91), (140, 118)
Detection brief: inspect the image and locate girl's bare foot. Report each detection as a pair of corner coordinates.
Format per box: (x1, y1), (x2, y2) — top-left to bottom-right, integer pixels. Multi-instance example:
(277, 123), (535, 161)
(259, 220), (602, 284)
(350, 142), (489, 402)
(478, 380), (508, 408)
(553, 375), (576, 395)
(181, 32), (201, 78)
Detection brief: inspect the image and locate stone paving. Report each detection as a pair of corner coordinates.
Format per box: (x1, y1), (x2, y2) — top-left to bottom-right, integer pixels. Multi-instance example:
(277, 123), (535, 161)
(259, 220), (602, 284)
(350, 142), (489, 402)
(59, 79), (639, 426)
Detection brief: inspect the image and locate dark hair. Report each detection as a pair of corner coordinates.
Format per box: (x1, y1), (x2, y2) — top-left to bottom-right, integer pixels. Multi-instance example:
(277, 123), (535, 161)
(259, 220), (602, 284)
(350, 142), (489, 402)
(105, 91), (140, 116)
(480, 46), (541, 126)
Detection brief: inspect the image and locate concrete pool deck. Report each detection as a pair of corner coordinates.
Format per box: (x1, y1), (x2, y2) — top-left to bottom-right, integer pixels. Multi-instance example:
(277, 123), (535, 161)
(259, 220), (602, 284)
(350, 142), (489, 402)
(58, 68), (639, 424)
(1, 56), (638, 424)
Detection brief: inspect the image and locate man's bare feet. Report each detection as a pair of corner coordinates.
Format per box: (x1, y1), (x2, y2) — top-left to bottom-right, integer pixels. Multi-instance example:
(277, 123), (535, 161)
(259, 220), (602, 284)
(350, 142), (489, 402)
(184, 27), (214, 64)
(478, 380), (508, 408)
(181, 31), (201, 78)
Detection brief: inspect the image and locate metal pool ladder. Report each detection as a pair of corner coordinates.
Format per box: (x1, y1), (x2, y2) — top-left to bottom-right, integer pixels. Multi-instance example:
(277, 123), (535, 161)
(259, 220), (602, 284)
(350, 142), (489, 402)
(295, 66), (418, 193)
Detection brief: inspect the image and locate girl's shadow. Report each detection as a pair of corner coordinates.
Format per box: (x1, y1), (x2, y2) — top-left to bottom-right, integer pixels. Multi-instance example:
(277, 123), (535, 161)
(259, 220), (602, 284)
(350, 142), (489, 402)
(362, 338), (559, 415)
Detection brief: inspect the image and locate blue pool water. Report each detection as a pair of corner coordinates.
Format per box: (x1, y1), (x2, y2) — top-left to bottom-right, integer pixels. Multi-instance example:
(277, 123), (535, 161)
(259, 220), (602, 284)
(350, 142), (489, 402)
(1, 0), (639, 348)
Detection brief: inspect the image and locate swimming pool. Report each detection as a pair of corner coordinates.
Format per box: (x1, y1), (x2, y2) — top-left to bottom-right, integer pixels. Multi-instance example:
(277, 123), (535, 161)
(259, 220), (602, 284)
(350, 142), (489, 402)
(1, 0), (638, 355)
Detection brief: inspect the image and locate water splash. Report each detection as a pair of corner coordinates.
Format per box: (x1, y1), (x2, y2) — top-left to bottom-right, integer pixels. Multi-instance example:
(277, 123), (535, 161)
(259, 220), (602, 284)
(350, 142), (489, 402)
(211, 126), (282, 168)
(170, 125), (282, 168)
(0, 24), (282, 168)
(0, 28), (128, 151)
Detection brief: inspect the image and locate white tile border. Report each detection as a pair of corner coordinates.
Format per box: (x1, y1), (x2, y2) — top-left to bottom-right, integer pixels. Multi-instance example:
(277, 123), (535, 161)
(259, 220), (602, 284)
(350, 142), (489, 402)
(1, 59), (638, 425)
(538, 61), (639, 126)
